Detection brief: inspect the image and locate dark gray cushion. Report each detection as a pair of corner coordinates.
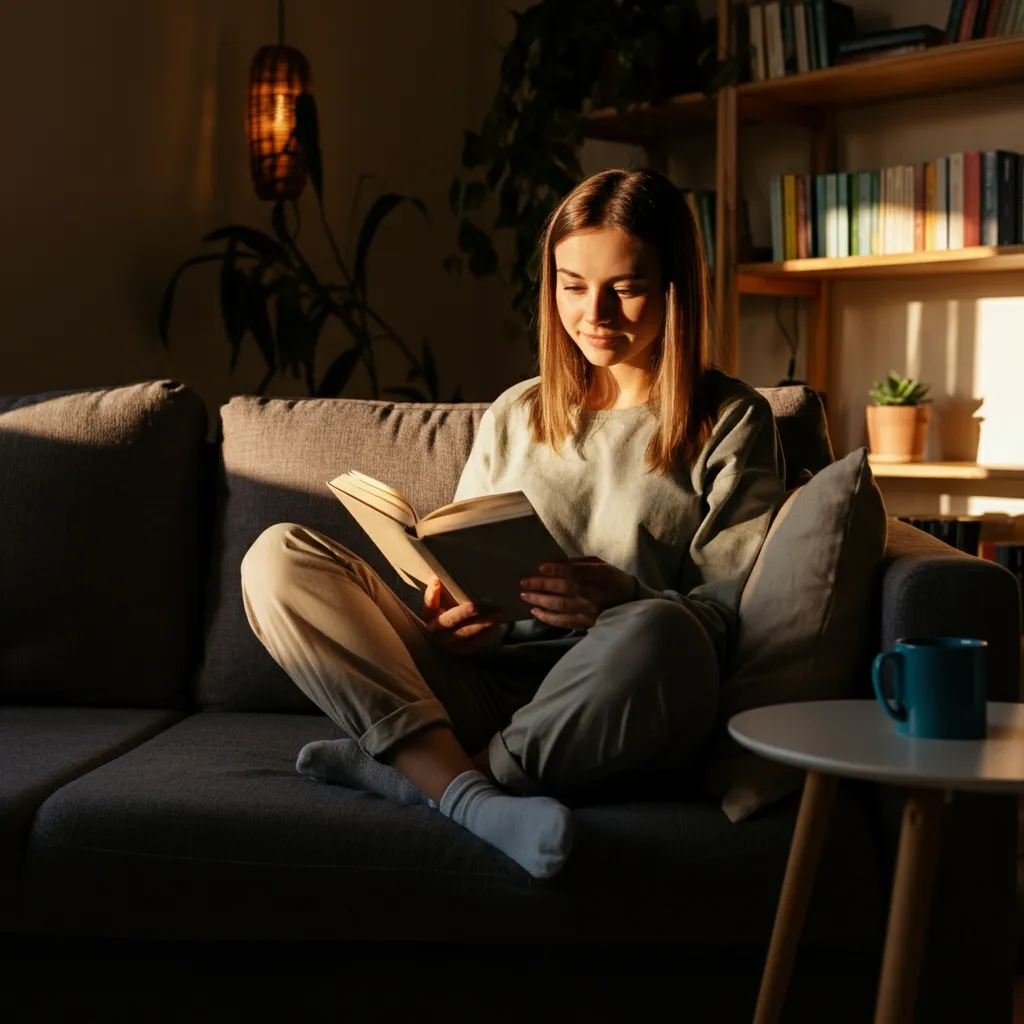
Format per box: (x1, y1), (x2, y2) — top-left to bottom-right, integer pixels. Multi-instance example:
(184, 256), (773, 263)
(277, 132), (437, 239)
(756, 385), (833, 488)
(23, 710), (882, 945)
(0, 705), (182, 929)
(196, 397), (489, 712)
(0, 381), (208, 707)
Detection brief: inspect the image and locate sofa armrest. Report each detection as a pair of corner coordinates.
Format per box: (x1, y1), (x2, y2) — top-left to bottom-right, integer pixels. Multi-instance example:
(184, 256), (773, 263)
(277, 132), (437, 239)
(879, 519), (1021, 701)
(865, 519), (1021, 1021)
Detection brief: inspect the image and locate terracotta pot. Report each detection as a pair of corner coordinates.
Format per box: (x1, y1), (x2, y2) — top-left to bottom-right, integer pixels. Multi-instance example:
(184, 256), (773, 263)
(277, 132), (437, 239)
(866, 404), (931, 463)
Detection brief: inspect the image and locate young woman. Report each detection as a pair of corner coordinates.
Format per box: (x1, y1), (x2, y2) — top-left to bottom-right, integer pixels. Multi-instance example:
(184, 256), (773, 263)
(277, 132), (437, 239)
(240, 168), (787, 881)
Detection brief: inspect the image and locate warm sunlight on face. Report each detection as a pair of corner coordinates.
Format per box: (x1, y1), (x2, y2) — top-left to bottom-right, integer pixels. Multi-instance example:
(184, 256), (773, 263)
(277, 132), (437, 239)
(553, 226), (665, 376)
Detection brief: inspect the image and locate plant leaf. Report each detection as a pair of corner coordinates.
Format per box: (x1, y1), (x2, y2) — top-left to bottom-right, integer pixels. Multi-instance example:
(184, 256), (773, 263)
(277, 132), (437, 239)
(458, 218), (499, 276)
(463, 181), (487, 212)
(294, 92), (323, 204)
(461, 129), (489, 168)
(244, 268), (276, 374)
(159, 252), (230, 347)
(448, 176), (463, 216)
(316, 346), (362, 397)
(353, 193), (428, 297)
(203, 225), (290, 265)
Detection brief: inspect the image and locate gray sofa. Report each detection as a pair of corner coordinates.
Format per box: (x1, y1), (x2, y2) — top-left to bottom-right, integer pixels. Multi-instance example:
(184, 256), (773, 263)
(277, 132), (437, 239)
(0, 379), (1020, 1022)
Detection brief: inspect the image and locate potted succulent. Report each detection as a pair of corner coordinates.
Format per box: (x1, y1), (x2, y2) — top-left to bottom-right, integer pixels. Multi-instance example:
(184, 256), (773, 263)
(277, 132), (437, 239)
(867, 372), (933, 463)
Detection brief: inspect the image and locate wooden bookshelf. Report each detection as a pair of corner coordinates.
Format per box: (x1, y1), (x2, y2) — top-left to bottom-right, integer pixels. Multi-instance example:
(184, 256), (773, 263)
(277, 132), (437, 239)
(582, 91), (715, 145)
(737, 245), (1024, 294)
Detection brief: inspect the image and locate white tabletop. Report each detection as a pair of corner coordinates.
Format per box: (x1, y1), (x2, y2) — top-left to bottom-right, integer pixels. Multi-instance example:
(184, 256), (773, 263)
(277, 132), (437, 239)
(728, 700), (1024, 793)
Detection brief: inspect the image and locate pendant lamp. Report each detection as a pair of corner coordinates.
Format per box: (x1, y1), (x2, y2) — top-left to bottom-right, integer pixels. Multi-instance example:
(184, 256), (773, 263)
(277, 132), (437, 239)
(245, 0), (312, 200)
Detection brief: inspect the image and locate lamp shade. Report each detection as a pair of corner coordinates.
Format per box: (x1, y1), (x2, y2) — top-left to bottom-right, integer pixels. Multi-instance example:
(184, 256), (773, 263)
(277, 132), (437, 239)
(245, 44), (312, 201)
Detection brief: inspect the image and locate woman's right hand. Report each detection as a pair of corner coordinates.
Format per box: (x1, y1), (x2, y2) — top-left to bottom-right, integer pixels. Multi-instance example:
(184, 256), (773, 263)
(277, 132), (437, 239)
(422, 576), (504, 656)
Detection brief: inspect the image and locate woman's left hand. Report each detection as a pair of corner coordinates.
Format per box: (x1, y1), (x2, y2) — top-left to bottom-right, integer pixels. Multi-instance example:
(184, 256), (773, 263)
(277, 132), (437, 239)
(519, 556), (638, 630)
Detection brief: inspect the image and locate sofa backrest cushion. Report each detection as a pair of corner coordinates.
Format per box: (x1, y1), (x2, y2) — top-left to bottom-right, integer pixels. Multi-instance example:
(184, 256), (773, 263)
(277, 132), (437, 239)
(198, 384), (833, 714)
(0, 380), (209, 708)
(195, 397), (488, 712)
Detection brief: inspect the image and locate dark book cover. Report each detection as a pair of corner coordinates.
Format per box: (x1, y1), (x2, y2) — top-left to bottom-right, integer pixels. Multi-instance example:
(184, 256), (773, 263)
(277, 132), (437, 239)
(805, 2), (821, 68)
(814, 174), (828, 257)
(811, 0), (856, 68)
(945, 0), (966, 41)
(997, 151), (1018, 245)
(782, 3), (798, 74)
(837, 25), (945, 54)
(835, 43), (930, 63)
(973, 0), (992, 36)
(958, 0), (980, 40)
(982, 151), (998, 244)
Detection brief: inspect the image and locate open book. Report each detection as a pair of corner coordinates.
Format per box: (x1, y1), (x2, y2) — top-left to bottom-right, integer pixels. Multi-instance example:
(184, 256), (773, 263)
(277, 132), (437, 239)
(327, 470), (571, 621)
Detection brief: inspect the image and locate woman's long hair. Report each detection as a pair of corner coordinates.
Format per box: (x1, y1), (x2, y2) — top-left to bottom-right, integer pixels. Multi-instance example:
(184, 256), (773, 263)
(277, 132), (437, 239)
(518, 168), (717, 475)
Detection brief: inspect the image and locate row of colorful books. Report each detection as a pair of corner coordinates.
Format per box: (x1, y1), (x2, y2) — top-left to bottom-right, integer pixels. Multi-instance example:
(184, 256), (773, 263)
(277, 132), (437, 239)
(945, 0), (1024, 42)
(745, 1), (855, 80)
(769, 152), (1024, 262)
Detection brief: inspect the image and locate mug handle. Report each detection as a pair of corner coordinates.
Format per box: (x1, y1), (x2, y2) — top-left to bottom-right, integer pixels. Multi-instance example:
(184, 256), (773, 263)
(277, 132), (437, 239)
(872, 650), (907, 723)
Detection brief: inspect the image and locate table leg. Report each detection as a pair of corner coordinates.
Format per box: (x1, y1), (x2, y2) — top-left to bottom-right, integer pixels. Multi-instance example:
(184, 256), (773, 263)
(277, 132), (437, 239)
(753, 770), (839, 1024)
(873, 788), (947, 1024)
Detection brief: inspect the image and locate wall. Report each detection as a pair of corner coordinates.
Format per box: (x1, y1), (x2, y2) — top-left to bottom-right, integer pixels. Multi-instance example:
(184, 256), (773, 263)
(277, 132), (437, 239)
(0, 0), (532, 435)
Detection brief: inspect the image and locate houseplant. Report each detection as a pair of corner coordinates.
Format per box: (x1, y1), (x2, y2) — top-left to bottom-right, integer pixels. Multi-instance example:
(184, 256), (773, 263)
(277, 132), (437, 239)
(446, 0), (732, 347)
(867, 372), (932, 463)
(161, 94), (459, 402)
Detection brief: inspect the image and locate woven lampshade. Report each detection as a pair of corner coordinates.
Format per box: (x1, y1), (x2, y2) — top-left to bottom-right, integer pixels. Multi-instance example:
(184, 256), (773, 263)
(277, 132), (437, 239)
(246, 44), (313, 201)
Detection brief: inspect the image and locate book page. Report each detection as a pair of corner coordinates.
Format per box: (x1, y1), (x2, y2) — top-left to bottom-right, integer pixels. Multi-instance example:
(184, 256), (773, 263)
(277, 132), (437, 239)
(417, 490), (532, 532)
(328, 474), (416, 530)
(348, 470), (417, 523)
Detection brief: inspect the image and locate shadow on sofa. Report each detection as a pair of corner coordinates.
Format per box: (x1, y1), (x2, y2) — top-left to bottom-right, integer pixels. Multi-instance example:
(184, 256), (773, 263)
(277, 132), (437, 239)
(0, 379), (1019, 1023)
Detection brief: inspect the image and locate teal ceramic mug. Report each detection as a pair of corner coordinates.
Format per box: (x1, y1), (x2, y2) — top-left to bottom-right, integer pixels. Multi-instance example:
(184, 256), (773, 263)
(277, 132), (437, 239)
(871, 637), (988, 739)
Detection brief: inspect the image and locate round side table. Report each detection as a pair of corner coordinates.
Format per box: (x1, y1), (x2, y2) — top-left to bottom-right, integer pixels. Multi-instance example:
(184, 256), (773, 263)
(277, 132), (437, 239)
(728, 699), (1024, 1024)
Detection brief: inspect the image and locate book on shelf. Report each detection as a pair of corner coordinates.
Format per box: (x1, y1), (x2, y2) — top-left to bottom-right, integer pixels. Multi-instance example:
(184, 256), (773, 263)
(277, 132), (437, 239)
(945, 0), (1024, 40)
(835, 25), (946, 65)
(680, 188), (757, 271)
(327, 470), (570, 621)
(745, 1), (855, 80)
(768, 151), (1023, 263)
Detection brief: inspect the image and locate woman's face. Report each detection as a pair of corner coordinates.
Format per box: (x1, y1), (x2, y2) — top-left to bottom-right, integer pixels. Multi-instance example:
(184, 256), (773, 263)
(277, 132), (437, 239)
(553, 226), (665, 372)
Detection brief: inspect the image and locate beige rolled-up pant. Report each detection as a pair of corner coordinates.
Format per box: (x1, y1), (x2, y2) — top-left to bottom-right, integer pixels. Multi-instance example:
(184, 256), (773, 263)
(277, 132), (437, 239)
(241, 523), (719, 800)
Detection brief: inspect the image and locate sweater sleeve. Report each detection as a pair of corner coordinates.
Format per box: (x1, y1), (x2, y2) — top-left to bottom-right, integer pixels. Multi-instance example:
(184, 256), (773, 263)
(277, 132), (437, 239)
(635, 394), (787, 667)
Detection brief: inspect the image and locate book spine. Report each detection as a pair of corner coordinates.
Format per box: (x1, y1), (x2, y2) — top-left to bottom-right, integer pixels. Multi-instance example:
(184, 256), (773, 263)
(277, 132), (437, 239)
(906, 166), (916, 252)
(806, 0), (821, 68)
(765, 3), (785, 78)
(790, 174), (806, 258)
(974, 0), (992, 37)
(857, 170), (873, 255)
(750, 5), (767, 81)
(963, 151), (981, 246)
(794, 4), (811, 73)
(897, 165), (908, 253)
(782, 3), (798, 74)
(914, 163), (925, 252)
(959, 0), (981, 40)
(870, 170), (881, 254)
(813, 0), (831, 68)
(925, 161), (936, 250)
(891, 165), (903, 253)
(837, 172), (850, 257)
(948, 152), (965, 249)
(997, 151), (1017, 245)
(946, 0), (967, 40)
(850, 171), (860, 256)
(815, 174), (829, 257)
(935, 157), (950, 250)
(984, 0), (1003, 35)
(770, 175), (785, 262)
(982, 151), (998, 245)
(825, 173), (838, 257)
(784, 174), (798, 258)
(995, 0), (1012, 33)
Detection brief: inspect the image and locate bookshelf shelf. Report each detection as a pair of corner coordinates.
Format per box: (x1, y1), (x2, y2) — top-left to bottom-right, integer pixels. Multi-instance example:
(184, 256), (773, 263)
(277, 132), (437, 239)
(582, 36), (1024, 144)
(868, 461), (1024, 483)
(738, 34), (1024, 119)
(738, 245), (1024, 290)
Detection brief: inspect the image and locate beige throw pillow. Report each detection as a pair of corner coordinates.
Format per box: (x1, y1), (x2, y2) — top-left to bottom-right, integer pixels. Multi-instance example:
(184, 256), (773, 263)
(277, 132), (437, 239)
(701, 447), (888, 822)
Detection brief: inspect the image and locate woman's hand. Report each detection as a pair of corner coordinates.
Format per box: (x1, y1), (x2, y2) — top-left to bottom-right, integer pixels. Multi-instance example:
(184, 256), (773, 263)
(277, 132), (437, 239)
(422, 576), (504, 656)
(519, 556), (638, 630)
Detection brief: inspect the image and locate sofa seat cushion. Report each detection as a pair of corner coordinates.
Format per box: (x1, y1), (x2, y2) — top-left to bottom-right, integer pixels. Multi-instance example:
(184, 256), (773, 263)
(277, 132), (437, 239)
(23, 711), (882, 945)
(0, 706), (183, 927)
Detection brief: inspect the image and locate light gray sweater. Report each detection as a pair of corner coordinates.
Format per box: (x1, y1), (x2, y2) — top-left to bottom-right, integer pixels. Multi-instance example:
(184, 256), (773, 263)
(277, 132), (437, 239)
(453, 370), (787, 667)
